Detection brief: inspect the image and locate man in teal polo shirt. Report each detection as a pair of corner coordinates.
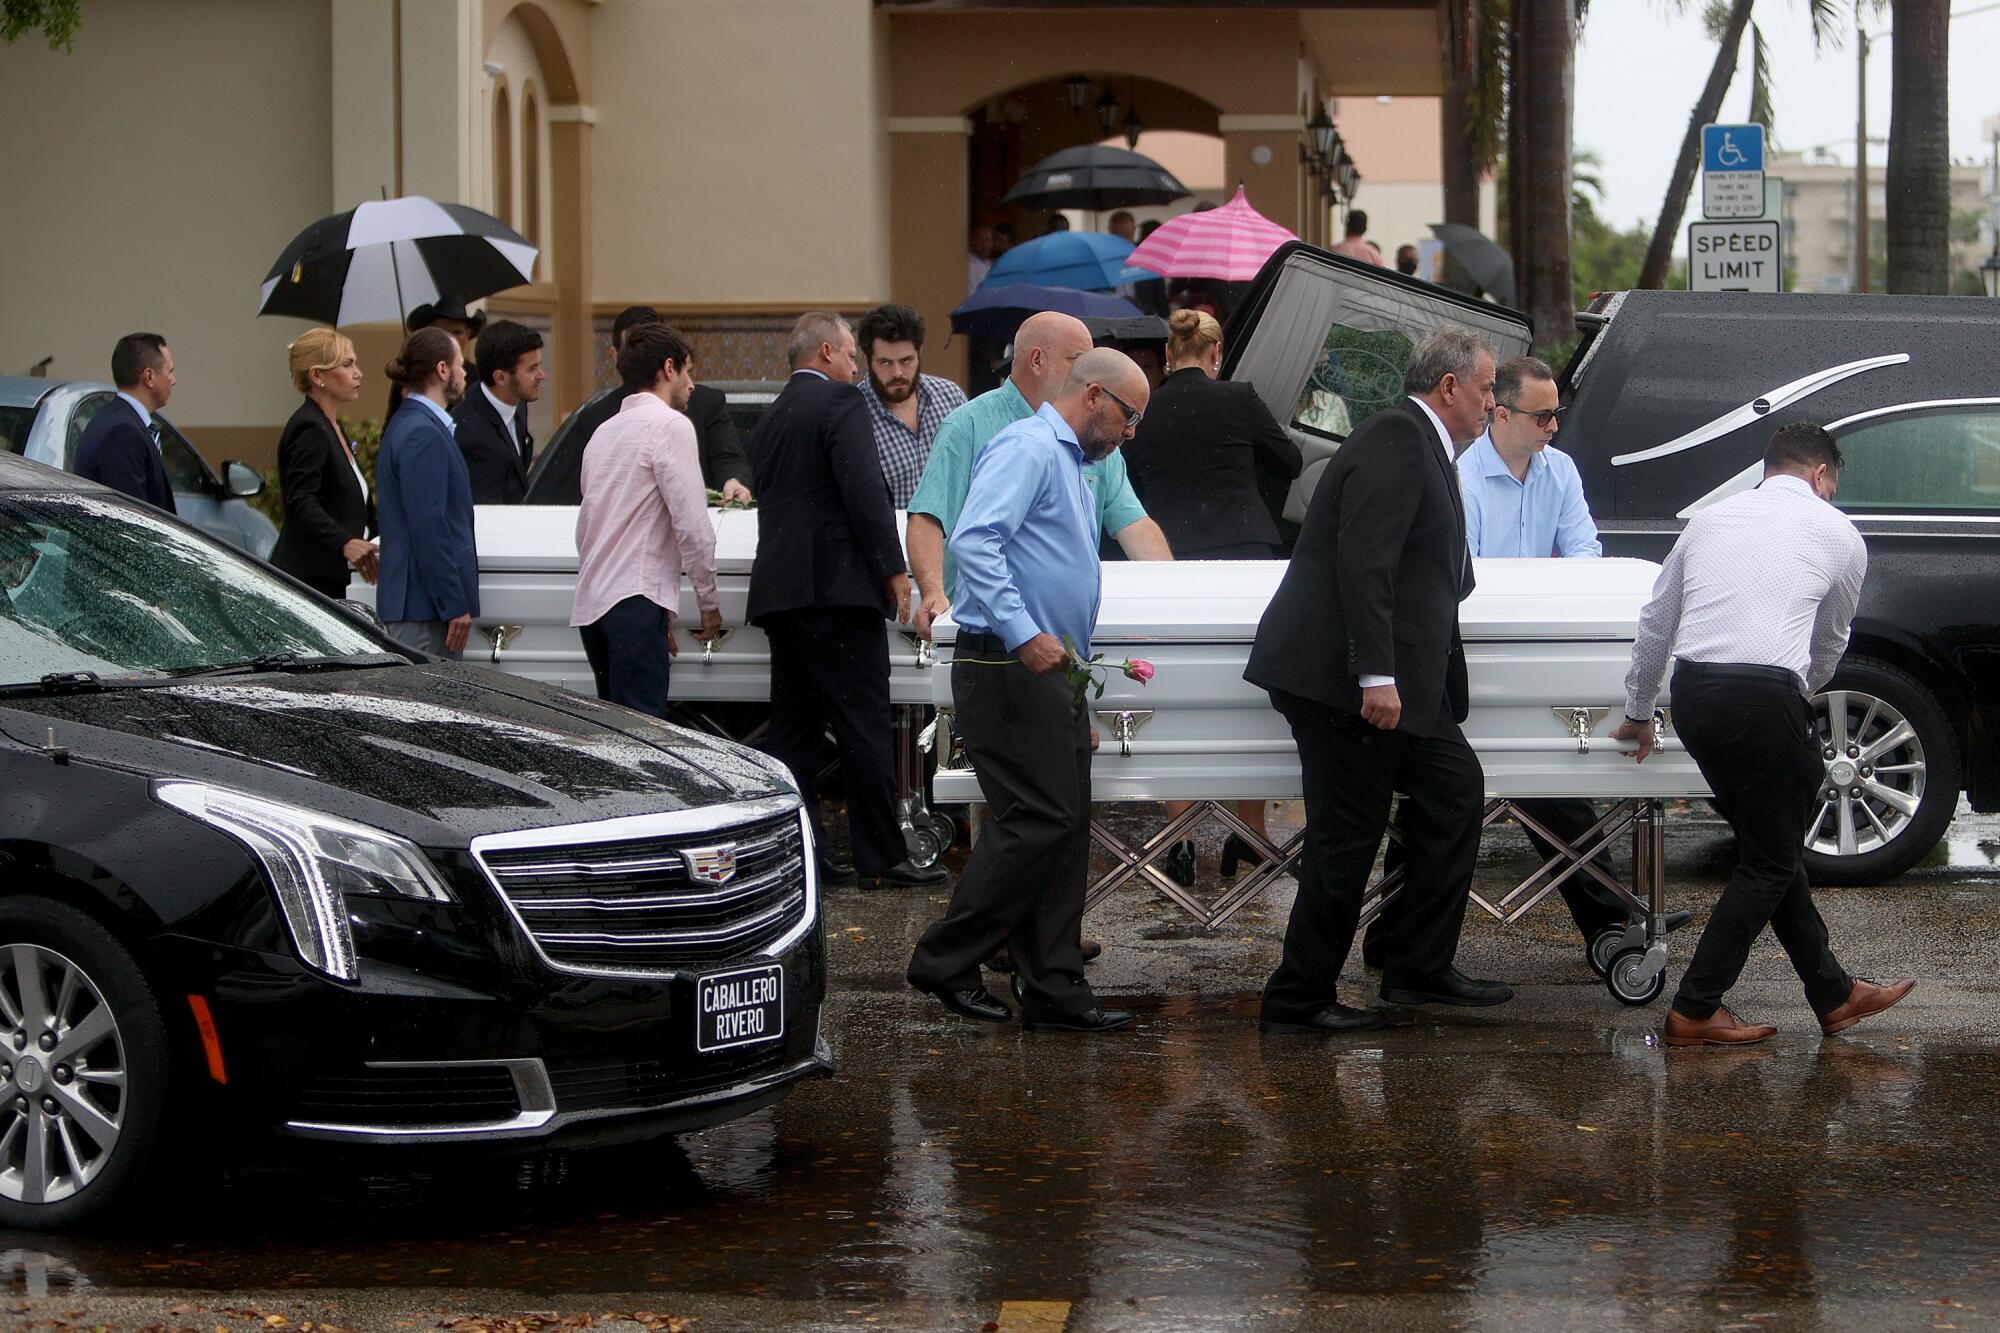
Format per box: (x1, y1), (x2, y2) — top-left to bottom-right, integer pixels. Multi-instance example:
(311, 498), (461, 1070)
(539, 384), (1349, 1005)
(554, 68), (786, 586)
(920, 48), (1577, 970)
(907, 311), (1171, 638)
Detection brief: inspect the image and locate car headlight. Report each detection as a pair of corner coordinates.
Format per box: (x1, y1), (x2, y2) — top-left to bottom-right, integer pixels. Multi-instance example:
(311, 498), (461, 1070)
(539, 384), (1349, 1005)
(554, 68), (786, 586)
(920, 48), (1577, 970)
(154, 781), (453, 983)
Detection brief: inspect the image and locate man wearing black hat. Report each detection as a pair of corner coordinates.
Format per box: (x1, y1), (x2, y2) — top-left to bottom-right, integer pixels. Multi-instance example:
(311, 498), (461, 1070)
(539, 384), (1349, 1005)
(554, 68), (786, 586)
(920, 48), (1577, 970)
(386, 297), (501, 421)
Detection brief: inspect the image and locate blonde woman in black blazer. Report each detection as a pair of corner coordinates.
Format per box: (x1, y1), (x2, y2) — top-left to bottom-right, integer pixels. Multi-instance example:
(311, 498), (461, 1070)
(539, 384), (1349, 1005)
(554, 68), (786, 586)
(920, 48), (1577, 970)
(269, 328), (378, 599)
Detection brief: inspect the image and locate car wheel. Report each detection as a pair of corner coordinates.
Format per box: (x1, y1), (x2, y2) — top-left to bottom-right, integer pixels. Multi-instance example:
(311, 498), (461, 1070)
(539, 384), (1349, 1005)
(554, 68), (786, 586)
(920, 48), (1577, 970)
(0, 898), (171, 1230)
(1802, 657), (1960, 887)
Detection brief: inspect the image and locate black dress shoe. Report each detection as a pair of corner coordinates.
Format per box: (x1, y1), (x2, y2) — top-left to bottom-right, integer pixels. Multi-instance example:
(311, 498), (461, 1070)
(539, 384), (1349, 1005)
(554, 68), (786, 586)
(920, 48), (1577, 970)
(913, 983), (1011, 1023)
(1164, 839), (1197, 888)
(871, 858), (949, 886)
(1022, 1006), (1135, 1033)
(1380, 967), (1515, 1007)
(1081, 937), (1103, 963)
(1219, 833), (1265, 879)
(1259, 1002), (1387, 1034)
(817, 859), (858, 887)
(1663, 909), (1693, 933)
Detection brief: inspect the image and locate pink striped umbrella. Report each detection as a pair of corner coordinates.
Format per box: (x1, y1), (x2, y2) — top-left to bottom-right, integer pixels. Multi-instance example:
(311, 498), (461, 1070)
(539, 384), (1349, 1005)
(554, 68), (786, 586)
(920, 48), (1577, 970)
(1124, 186), (1297, 282)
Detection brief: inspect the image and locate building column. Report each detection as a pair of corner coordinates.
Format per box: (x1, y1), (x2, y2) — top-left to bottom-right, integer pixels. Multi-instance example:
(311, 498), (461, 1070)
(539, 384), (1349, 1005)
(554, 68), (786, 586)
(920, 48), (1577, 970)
(549, 106), (595, 416)
(1220, 115), (1304, 236)
(889, 117), (972, 386)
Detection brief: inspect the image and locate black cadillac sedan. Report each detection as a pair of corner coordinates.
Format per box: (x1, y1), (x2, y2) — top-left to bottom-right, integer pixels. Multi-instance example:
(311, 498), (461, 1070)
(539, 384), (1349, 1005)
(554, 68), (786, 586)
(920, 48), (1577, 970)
(0, 454), (829, 1228)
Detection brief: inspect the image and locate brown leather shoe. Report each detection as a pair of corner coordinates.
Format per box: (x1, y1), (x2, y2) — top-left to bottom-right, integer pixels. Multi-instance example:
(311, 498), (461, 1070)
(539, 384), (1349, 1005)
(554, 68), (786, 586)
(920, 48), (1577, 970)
(1663, 1006), (1777, 1047)
(1819, 978), (1916, 1035)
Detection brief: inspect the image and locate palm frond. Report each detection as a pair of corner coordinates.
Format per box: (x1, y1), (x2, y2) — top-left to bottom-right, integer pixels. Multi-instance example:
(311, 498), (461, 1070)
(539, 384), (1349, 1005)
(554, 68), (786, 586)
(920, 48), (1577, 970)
(1747, 20), (1777, 136)
(1803, 0), (1845, 51)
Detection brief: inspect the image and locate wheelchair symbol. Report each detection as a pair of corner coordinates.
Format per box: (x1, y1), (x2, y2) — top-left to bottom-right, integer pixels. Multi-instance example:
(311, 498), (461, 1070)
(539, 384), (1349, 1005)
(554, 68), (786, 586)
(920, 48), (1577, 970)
(1715, 132), (1748, 167)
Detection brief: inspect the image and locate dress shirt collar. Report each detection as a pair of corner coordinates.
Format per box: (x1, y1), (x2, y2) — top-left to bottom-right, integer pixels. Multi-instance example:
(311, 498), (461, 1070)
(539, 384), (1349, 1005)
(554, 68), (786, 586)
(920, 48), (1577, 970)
(790, 368), (830, 382)
(407, 392), (455, 434)
(1406, 395), (1455, 463)
(1758, 473), (1816, 500)
(480, 382), (519, 445)
(998, 378), (1032, 416)
(616, 389), (673, 419)
(1034, 400), (1084, 462)
(1466, 429), (1546, 483)
(116, 392), (154, 432)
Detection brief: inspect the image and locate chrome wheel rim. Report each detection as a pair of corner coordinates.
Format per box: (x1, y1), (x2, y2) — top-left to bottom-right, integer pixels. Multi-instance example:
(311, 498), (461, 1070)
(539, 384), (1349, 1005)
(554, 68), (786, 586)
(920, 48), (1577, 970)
(1807, 689), (1927, 860)
(0, 945), (126, 1205)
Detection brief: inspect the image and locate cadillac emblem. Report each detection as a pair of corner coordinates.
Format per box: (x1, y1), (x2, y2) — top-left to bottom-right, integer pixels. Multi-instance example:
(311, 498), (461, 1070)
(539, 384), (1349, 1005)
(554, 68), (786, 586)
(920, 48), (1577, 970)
(681, 844), (739, 885)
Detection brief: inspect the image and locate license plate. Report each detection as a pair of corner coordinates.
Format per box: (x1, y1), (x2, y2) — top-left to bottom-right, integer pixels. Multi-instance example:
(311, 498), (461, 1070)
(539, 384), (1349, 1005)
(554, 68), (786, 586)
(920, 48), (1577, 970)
(695, 963), (784, 1053)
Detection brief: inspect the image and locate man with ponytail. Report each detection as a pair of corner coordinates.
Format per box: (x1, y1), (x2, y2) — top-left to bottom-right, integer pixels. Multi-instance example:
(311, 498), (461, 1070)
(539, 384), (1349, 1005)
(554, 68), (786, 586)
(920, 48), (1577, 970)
(374, 327), (478, 658)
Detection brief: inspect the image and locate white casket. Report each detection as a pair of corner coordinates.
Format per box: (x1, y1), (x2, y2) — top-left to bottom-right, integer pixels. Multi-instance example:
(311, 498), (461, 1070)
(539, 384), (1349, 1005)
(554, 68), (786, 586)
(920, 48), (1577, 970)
(372, 505), (936, 704)
(930, 557), (1713, 803)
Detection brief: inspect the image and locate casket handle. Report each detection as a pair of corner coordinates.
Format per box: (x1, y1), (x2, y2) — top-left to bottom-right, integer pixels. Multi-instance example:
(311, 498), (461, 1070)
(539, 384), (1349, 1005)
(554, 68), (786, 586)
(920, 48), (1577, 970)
(1097, 709), (1155, 759)
(900, 632), (936, 669)
(927, 707), (967, 769)
(1651, 707), (1673, 753)
(477, 623), (522, 665)
(1553, 706), (1611, 755)
(698, 626), (735, 665)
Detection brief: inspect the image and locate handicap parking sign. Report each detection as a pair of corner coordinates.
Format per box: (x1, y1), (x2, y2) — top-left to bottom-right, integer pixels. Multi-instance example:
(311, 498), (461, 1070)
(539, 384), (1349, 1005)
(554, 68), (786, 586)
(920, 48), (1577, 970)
(1702, 124), (1764, 175)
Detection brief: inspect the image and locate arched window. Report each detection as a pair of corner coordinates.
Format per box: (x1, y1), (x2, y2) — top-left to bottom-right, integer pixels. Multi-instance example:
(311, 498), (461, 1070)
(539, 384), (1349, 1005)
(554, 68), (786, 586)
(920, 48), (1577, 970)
(523, 84), (542, 279)
(492, 82), (512, 227)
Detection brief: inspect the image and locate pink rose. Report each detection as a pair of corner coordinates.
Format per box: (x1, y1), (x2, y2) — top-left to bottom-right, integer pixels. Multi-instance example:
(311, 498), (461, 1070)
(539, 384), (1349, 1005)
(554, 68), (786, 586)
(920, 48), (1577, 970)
(1124, 658), (1155, 684)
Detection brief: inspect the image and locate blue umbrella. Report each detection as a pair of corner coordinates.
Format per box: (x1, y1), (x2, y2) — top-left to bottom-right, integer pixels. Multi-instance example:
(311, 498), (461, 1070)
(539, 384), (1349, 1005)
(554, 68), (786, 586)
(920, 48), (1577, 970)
(980, 232), (1151, 292)
(949, 284), (1142, 340)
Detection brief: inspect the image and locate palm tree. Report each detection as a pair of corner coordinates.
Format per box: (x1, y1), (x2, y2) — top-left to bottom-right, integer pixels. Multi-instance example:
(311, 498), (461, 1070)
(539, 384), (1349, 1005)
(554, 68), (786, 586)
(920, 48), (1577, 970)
(1514, 0), (1577, 349)
(1885, 0), (1950, 293)
(1637, 0), (1842, 290)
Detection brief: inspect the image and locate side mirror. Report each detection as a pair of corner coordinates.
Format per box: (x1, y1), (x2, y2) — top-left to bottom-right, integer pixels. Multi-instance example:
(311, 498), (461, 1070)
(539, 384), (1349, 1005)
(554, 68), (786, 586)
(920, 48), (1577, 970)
(337, 598), (386, 631)
(223, 461), (266, 498)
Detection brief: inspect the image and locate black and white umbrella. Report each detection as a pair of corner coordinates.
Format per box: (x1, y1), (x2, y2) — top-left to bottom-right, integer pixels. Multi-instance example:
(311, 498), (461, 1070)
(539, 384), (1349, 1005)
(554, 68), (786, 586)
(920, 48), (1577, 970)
(1001, 144), (1190, 212)
(257, 196), (538, 326)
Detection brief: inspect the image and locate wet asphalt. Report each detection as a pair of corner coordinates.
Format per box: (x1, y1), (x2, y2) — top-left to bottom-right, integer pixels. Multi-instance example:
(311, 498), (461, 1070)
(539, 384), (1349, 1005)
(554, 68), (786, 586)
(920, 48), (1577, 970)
(11, 801), (2000, 1331)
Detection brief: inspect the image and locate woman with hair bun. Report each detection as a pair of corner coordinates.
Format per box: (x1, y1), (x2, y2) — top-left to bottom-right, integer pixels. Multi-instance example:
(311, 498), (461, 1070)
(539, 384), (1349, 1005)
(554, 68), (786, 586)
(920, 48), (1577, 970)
(1127, 307), (1304, 888)
(372, 327), (478, 658)
(269, 327), (378, 597)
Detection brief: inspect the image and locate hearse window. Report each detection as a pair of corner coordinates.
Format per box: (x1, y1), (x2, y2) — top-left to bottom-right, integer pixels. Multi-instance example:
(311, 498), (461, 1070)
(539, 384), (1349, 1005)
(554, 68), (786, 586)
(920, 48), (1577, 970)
(1835, 408), (2000, 513)
(1292, 324), (1415, 441)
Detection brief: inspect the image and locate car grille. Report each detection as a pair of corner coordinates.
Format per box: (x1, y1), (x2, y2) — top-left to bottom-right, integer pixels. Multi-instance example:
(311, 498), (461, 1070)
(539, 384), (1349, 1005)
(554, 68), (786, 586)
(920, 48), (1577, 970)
(546, 1043), (798, 1114)
(291, 1064), (522, 1128)
(477, 810), (808, 973)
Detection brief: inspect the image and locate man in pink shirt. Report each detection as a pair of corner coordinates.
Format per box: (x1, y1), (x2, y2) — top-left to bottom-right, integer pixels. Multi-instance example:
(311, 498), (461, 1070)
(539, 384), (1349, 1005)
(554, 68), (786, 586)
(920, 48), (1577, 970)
(570, 323), (724, 716)
(1329, 208), (1386, 267)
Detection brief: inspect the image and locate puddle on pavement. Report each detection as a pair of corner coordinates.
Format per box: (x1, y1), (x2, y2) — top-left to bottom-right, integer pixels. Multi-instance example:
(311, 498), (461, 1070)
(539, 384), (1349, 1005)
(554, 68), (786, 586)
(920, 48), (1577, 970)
(5, 1001), (1994, 1315)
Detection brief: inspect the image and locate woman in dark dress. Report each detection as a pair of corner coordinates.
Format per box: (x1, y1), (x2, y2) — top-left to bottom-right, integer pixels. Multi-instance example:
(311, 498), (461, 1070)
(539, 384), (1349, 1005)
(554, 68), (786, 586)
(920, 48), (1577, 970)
(1127, 310), (1303, 887)
(269, 328), (378, 599)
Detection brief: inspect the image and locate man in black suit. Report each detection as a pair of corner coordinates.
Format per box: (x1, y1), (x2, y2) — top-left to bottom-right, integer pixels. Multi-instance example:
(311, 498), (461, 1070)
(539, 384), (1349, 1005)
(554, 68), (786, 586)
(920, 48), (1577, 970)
(536, 307), (754, 505)
(748, 311), (943, 889)
(1245, 328), (1511, 1033)
(75, 333), (179, 512)
(453, 320), (545, 504)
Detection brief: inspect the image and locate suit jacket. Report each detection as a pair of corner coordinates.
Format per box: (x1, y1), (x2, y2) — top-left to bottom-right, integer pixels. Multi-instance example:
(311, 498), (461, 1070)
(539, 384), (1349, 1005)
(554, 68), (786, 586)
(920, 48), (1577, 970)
(375, 398), (479, 624)
(1126, 368), (1302, 555)
(536, 384), (754, 505)
(269, 399), (376, 590)
(1244, 398), (1473, 738)
(745, 372), (905, 624)
(684, 382), (753, 492)
(74, 397), (176, 513)
(452, 387), (533, 505)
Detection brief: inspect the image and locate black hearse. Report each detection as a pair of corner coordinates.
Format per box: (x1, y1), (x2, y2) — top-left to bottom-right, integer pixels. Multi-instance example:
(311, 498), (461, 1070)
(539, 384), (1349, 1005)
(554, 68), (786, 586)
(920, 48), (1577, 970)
(0, 455), (829, 1227)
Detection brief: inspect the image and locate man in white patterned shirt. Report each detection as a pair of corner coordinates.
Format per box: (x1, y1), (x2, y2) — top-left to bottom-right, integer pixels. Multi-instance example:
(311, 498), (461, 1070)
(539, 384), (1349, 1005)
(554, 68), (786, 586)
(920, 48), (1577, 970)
(858, 304), (967, 508)
(1614, 423), (1914, 1047)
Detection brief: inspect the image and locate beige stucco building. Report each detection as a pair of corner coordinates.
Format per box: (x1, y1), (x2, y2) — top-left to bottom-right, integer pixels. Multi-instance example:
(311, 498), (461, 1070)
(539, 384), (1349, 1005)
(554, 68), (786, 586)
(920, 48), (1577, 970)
(1, 0), (1452, 468)
(1773, 148), (1985, 294)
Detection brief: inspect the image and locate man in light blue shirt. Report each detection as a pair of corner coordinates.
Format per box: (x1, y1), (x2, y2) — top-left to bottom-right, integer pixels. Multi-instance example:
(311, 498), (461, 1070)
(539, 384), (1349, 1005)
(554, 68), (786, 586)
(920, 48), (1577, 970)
(908, 350), (1152, 1035)
(1457, 355), (1600, 559)
(905, 312), (1170, 639)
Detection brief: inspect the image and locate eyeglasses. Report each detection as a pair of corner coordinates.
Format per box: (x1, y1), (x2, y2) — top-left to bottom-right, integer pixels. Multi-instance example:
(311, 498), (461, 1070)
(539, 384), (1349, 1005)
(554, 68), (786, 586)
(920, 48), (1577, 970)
(1500, 402), (1565, 429)
(1099, 384), (1144, 430)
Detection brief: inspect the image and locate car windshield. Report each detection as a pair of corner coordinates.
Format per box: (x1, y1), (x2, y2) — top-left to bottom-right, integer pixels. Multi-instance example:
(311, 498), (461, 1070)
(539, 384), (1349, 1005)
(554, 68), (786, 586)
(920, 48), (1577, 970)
(0, 491), (387, 687)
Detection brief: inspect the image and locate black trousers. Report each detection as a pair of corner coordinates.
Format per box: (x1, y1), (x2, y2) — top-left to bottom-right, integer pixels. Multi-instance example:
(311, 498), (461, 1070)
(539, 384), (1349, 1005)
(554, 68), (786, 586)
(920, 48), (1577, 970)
(908, 636), (1096, 1019)
(579, 594), (672, 718)
(1368, 796), (1629, 955)
(1670, 662), (1852, 1020)
(1263, 690), (1483, 1017)
(761, 606), (904, 876)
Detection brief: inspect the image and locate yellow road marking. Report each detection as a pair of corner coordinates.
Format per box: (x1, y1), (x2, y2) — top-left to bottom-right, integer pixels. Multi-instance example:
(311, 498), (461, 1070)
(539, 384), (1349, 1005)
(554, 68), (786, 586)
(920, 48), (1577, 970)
(996, 1299), (1072, 1332)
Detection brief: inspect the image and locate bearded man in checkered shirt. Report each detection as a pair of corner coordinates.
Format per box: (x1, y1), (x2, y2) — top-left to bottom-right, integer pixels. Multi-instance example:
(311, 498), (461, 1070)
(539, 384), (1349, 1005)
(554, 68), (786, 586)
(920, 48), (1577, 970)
(857, 304), (967, 508)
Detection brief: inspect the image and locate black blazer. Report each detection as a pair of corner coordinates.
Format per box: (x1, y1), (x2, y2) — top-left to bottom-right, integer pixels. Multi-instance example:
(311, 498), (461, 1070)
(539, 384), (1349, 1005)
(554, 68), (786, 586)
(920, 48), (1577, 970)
(74, 397), (175, 512)
(685, 382), (753, 492)
(1244, 399), (1474, 738)
(451, 387), (533, 505)
(269, 399), (375, 590)
(1126, 368), (1302, 555)
(745, 372), (906, 624)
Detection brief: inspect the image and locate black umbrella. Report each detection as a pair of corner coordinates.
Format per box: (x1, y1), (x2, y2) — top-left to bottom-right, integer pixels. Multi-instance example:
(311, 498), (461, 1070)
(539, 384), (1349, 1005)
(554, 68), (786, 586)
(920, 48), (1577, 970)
(1001, 144), (1191, 211)
(258, 196), (538, 326)
(1427, 223), (1516, 307)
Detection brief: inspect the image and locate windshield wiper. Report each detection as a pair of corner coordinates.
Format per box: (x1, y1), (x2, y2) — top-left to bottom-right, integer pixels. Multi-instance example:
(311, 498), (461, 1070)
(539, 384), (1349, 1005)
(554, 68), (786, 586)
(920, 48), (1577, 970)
(163, 652), (409, 679)
(0, 671), (108, 697)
